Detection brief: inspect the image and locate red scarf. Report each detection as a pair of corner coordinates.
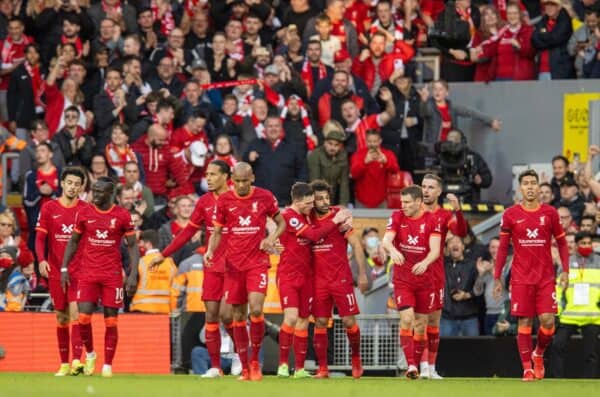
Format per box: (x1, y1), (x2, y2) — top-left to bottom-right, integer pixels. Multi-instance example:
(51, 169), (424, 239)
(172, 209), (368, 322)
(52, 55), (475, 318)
(105, 88), (124, 123)
(105, 143), (136, 169)
(300, 59), (327, 98)
(1, 35), (31, 65)
(184, 0), (208, 16)
(61, 35), (83, 56)
(151, 1), (176, 36)
(24, 61), (45, 110)
(251, 113), (265, 139)
(280, 95), (316, 151)
(231, 90), (255, 124)
(227, 38), (245, 62)
(102, 0), (122, 15)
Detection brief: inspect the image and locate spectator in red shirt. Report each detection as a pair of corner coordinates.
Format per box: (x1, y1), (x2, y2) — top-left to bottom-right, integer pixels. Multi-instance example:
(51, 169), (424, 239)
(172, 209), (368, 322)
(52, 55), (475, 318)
(471, 5), (504, 82)
(352, 31), (415, 95)
(531, 0), (575, 80)
(350, 129), (400, 208)
(170, 110), (210, 154)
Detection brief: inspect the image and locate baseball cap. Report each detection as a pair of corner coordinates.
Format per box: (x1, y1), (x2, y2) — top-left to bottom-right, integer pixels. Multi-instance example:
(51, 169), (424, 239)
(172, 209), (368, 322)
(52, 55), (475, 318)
(560, 175), (578, 187)
(334, 48), (351, 63)
(265, 64), (280, 76)
(190, 141), (208, 167)
(325, 129), (346, 143)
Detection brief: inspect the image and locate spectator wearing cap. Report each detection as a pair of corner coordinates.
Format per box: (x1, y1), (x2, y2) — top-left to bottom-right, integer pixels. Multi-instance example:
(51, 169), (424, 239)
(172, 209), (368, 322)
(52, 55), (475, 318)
(352, 31), (415, 96)
(350, 129), (399, 208)
(0, 245), (30, 312)
(263, 59), (307, 102)
(131, 123), (188, 205)
(310, 48), (379, 117)
(471, 3), (536, 82)
(557, 174), (586, 224)
(532, 0), (575, 80)
(173, 140), (210, 196)
(379, 66), (421, 173)
(295, 40), (333, 99)
(150, 56), (185, 98)
(243, 115), (308, 206)
(551, 155), (575, 205)
(87, 0), (138, 36)
(303, 0), (359, 59)
(150, 27), (200, 76)
(307, 128), (350, 206)
(429, 0), (480, 82)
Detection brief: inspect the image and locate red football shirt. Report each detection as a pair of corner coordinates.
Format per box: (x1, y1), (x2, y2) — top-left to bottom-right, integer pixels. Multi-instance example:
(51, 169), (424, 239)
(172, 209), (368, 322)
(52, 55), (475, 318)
(169, 127), (209, 153)
(387, 210), (441, 287)
(437, 103), (452, 141)
(311, 207), (354, 284)
(191, 192), (228, 273)
(213, 187), (279, 272)
(35, 198), (88, 279)
(498, 204), (564, 285)
(427, 206), (468, 287)
(74, 204), (135, 280)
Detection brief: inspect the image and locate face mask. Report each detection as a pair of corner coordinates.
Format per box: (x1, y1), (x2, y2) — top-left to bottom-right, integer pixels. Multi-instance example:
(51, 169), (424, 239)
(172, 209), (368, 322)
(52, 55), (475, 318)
(366, 236), (380, 249)
(578, 246), (593, 257)
(0, 257), (13, 270)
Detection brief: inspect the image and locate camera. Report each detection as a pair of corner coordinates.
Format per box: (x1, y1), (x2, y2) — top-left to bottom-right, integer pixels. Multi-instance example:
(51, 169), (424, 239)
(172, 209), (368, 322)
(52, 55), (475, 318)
(434, 140), (477, 199)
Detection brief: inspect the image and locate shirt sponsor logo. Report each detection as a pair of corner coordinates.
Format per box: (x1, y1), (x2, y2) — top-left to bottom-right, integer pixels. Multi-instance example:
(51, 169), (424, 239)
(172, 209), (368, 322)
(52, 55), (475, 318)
(526, 228), (539, 239)
(96, 230), (108, 239)
(61, 224), (74, 234)
(407, 235), (419, 245)
(238, 216), (251, 227)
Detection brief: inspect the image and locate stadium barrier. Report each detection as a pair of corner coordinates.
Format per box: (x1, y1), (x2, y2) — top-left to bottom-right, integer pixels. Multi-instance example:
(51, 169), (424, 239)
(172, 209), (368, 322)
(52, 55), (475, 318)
(0, 312), (170, 374)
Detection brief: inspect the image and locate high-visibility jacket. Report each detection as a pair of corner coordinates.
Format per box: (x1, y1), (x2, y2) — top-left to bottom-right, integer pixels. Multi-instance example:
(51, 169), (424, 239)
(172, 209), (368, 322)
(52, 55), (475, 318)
(1, 268), (29, 312)
(264, 254), (282, 314)
(170, 254), (206, 313)
(557, 253), (600, 327)
(130, 250), (177, 314)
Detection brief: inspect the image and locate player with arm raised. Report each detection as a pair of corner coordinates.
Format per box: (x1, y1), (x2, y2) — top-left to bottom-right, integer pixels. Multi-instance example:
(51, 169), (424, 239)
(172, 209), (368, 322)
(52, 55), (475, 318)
(36, 167), (88, 376)
(382, 185), (441, 379)
(204, 162), (286, 381)
(61, 177), (140, 378)
(276, 182), (352, 378)
(420, 173), (468, 379)
(493, 169), (569, 381)
(310, 180), (369, 379)
(149, 160), (233, 379)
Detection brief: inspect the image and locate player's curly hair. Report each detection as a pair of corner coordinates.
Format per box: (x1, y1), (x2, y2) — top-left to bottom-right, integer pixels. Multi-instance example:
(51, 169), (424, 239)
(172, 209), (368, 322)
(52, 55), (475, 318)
(310, 180), (331, 195)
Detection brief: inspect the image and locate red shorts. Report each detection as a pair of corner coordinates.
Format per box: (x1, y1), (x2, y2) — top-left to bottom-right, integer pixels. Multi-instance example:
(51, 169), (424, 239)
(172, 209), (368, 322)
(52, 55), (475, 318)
(277, 274), (313, 318)
(49, 277), (78, 311)
(202, 271), (225, 302)
(224, 267), (268, 305)
(432, 282), (445, 311)
(77, 277), (124, 308)
(510, 281), (557, 317)
(313, 279), (359, 318)
(394, 281), (437, 314)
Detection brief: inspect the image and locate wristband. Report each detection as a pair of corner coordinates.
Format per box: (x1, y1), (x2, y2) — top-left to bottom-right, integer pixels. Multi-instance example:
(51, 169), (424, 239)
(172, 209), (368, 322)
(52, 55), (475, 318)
(60, 268), (68, 273)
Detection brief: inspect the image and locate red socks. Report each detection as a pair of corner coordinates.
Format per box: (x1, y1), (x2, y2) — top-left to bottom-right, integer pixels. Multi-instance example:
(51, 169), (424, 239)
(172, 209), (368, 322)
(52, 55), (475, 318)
(71, 322), (82, 361)
(233, 321), (249, 370)
(413, 333), (426, 367)
(313, 327), (328, 370)
(400, 328), (415, 367)
(517, 326), (533, 370)
(427, 326), (440, 366)
(205, 322), (222, 369)
(535, 326), (555, 355)
(78, 313), (94, 353)
(104, 317), (118, 365)
(345, 324), (361, 359)
(293, 329), (308, 370)
(249, 314), (264, 363)
(278, 323), (294, 365)
(57, 324), (69, 364)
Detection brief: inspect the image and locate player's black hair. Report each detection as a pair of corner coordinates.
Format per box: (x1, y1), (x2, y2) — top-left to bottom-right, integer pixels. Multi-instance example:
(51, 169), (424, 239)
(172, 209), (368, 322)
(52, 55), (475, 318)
(518, 169), (539, 184)
(60, 166), (85, 183)
(310, 180), (331, 195)
(209, 160), (231, 178)
(422, 173), (443, 187)
(575, 231), (593, 243)
(140, 230), (160, 248)
(551, 155), (569, 167)
(291, 182), (314, 202)
(401, 185), (423, 200)
(37, 141), (54, 153)
(96, 176), (117, 192)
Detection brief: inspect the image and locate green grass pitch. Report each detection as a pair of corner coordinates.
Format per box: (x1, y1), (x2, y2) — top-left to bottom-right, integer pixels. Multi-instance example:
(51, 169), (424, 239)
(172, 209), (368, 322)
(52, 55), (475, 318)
(2, 373), (600, 397)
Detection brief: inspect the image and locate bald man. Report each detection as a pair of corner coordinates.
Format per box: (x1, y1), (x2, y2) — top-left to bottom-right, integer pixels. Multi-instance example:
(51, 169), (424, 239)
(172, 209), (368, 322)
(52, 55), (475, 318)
(206, 162), (286, 381)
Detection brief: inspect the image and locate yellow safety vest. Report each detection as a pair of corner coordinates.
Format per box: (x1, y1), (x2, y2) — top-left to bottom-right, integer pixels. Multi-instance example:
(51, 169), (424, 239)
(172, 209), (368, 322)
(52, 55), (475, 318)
(171, 262), (206, 313)
(130, 251), (177, 314)
(557, 254), (600, 327)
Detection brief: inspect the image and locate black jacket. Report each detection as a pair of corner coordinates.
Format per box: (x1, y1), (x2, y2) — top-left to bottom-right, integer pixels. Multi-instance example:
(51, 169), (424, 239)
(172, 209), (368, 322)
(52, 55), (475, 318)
(430, 3), (481, 57)
(243, 138), (308, 206)
(558, 195), (586, 224)
(531, 9), (575, 79)
(51, 129), (95, 167)
(93, 89), (139, 150)
(443, 256), (480, 320)
(465, 149), (492, 204)
(7, 63), (44, 129)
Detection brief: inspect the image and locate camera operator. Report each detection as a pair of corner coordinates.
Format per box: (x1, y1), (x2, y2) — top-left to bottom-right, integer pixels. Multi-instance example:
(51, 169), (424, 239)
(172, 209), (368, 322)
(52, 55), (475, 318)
(435, 129), (492, 204)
